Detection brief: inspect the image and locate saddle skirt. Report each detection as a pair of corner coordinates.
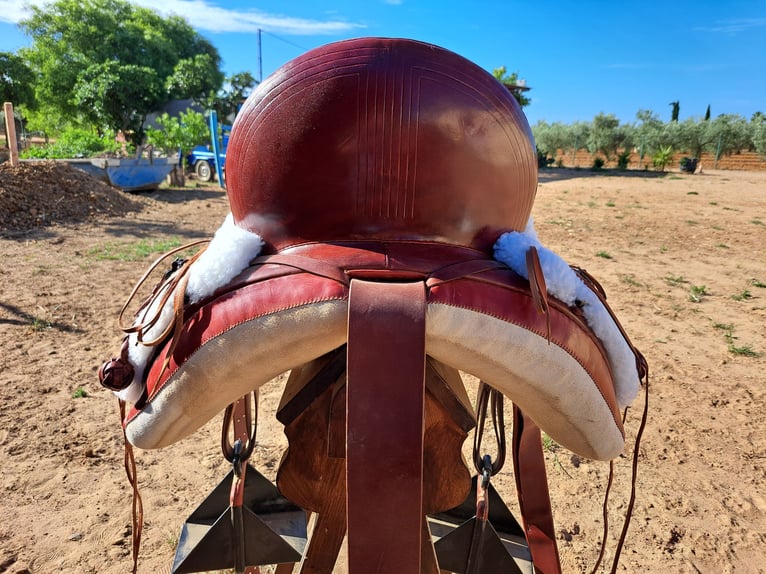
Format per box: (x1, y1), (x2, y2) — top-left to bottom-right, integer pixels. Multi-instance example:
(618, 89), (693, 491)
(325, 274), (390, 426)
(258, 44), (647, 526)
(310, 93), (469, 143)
(103, 38), (644, 462)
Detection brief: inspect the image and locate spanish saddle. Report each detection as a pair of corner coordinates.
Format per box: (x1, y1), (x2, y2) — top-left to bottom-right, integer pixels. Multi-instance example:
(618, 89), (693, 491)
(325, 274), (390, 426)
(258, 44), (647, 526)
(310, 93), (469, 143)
(100, 37), (647, 574)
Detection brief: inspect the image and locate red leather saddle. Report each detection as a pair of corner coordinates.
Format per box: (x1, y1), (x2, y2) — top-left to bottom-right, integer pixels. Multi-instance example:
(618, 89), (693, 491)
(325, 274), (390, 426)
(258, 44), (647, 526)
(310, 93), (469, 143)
(102, 38), (644, 574)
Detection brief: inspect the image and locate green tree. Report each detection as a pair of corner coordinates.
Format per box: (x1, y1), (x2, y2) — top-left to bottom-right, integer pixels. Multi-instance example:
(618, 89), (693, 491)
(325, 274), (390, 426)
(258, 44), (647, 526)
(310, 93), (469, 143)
(72, 62), (163, 141)
(492, 66), (531, 107)
(19, 0), (224, 145)
(145, 110), (209, 157)
(587, 113), (633, 161)
(145, 109), (209, 185)
(210, 71), (258, 122)
(676, 117), (712, 159)
(166, 53), (224, 102)
(532, 121), (570, 157)
(0, 52), (35, 109)
(670, 101), (680, 122)
(706, 114), (751, 161)
(751, 112), (766, 156)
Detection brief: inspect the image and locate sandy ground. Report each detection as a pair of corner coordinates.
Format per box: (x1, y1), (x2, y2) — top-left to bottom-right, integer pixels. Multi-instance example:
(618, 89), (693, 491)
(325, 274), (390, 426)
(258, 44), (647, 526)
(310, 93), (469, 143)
(0, 168), (764, 573)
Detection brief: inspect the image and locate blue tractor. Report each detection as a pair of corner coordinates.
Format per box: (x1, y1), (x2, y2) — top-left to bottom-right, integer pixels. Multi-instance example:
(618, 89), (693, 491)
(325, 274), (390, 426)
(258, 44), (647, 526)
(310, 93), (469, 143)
(186, 112), (230, 184)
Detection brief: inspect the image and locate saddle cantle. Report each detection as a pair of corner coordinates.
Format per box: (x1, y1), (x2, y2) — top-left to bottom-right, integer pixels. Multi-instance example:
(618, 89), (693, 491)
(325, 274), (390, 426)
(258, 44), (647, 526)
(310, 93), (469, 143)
(226, 36), (537, 251)
(105, 37), (642, 460)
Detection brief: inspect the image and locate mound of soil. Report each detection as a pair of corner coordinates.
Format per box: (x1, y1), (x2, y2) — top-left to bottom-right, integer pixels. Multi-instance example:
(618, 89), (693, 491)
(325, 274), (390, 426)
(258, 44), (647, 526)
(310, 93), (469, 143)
(0, 161), (146, 233)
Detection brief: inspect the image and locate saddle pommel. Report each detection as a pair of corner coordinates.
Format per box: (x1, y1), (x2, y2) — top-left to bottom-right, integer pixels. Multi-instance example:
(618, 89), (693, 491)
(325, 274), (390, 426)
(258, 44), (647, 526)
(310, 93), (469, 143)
(226, 37), (537, 252)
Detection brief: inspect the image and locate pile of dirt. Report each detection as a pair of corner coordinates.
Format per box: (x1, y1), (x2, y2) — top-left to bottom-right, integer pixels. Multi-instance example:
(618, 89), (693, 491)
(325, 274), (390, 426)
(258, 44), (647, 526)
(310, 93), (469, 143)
(0, 161), (146, 233)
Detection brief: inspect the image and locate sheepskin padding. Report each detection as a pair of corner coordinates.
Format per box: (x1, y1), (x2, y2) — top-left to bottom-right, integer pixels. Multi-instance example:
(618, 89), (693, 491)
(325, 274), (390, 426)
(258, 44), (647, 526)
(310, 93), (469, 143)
(126, 285), (624, 460)
(119, 214), (263, 405)
(494, 219), (640, 408)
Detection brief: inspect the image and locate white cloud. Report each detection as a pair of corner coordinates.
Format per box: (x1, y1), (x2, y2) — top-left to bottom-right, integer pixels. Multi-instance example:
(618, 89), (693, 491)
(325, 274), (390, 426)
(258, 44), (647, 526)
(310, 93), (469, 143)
(0, 0), (365, 35)
(694, 17), (766, 34)
(0, 0), (33, 24)
(131, 0), (364, 34)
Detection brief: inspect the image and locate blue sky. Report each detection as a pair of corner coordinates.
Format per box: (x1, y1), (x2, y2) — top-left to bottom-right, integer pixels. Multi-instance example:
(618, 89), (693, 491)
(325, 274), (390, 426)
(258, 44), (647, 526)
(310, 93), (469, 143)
(1, 0), (764, 126)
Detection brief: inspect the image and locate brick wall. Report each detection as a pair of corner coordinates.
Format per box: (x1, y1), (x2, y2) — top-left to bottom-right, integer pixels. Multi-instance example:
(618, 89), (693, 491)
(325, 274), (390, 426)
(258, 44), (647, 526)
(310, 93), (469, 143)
(552, 149), (766, 171)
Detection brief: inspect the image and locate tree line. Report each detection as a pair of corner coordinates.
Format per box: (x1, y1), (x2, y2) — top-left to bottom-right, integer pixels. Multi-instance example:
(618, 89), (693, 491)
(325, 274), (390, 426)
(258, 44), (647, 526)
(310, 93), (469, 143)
(532, 110), (766, 169)
(1, 0), (256, 150)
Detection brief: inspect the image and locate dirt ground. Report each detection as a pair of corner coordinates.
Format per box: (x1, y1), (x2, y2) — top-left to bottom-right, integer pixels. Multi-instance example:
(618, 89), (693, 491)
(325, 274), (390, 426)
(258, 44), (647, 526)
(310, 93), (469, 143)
(0, 166), (764, 573)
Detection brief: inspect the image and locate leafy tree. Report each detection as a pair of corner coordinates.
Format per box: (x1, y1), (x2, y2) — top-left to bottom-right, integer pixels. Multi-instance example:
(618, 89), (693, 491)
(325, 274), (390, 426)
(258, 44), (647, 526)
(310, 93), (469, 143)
(587, 113), (633, 161)
(675, 117), (712, 159)
(166, 54), (223, 102)
(706, 114), (751, 160)
(72, 62), (163, 142)
(492, 66), (531, 107)
(19, 0), (224, 146)
(145, 110), (209, 158)
(145, 109), (210, 186)
(210, 72), (258, 122)
(752, 120), (766, 158)
(531, 121), (570, 157)
(0, 52), (35, 110)
(669, 101), (680, 122)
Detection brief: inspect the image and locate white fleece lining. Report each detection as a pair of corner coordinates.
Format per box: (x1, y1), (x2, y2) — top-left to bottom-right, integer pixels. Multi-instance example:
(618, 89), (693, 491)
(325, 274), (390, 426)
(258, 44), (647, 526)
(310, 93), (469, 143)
(118, 213), (264, 404)
(493, 217), (640, 408)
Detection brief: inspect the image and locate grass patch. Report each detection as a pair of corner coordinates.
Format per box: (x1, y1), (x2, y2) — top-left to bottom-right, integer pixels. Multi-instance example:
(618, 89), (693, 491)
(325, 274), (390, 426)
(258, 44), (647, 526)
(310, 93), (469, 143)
(751, 279), (766, 288)
(72, 387), (88, 399)
(731, 289), (752, 301)
(715, 243), (729, 249)
(685, 220), (698, 225)
(87, 237), (184, 261)
(619, 273), (642, 288)
(595, 251), (613, 259)
(709, 201), (718, 206)
(688, 284), (708, 302)
(605, 200), (616, 207)
(687, 191), (698, 195)
(659, 245), (668, 253)
(751, 219), (764, 226)
(665, 274), (687, 286)
(713, 322), (759, 357)
(30, 316), (52, 332)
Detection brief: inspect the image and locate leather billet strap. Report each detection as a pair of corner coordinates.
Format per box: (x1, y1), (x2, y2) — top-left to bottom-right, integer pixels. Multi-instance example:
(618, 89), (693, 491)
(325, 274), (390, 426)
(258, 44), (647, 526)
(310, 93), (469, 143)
(347, 279), (427, 574)
(512, 406), (562, 574)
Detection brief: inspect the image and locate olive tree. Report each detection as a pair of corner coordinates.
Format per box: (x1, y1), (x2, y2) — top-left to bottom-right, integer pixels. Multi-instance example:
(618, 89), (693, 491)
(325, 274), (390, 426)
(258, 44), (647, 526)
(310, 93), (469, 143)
(587, 113), (633, 161)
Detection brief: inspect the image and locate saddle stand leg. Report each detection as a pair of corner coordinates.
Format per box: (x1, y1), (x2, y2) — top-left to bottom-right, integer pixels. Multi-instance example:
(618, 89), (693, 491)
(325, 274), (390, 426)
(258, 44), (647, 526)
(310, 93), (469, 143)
(347, 279), (427, 574)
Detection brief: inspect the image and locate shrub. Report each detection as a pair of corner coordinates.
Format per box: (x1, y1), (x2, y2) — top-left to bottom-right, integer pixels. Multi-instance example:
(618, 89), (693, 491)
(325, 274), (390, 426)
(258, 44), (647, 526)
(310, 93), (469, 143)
(591, 156), (605, 171)
(537, 147), (554, 168)
(652, 145), (674, 171)
(616, 150), (631, 170)
(20, 127), (123, 159)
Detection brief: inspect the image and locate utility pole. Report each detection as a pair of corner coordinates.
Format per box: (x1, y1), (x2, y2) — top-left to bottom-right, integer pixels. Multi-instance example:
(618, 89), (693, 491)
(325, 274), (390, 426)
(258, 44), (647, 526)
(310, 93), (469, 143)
(258, 29), (263, 83)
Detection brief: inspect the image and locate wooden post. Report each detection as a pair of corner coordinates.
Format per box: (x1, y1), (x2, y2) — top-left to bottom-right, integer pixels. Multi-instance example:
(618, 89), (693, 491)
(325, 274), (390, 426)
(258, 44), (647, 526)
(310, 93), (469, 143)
(3, 102), (20, 167)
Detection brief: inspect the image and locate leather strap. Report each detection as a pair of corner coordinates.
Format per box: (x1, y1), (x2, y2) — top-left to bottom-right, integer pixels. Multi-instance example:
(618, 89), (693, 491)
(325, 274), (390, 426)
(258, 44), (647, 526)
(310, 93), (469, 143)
(512, 406), (562, 574)
(346, 279), (426, 574)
